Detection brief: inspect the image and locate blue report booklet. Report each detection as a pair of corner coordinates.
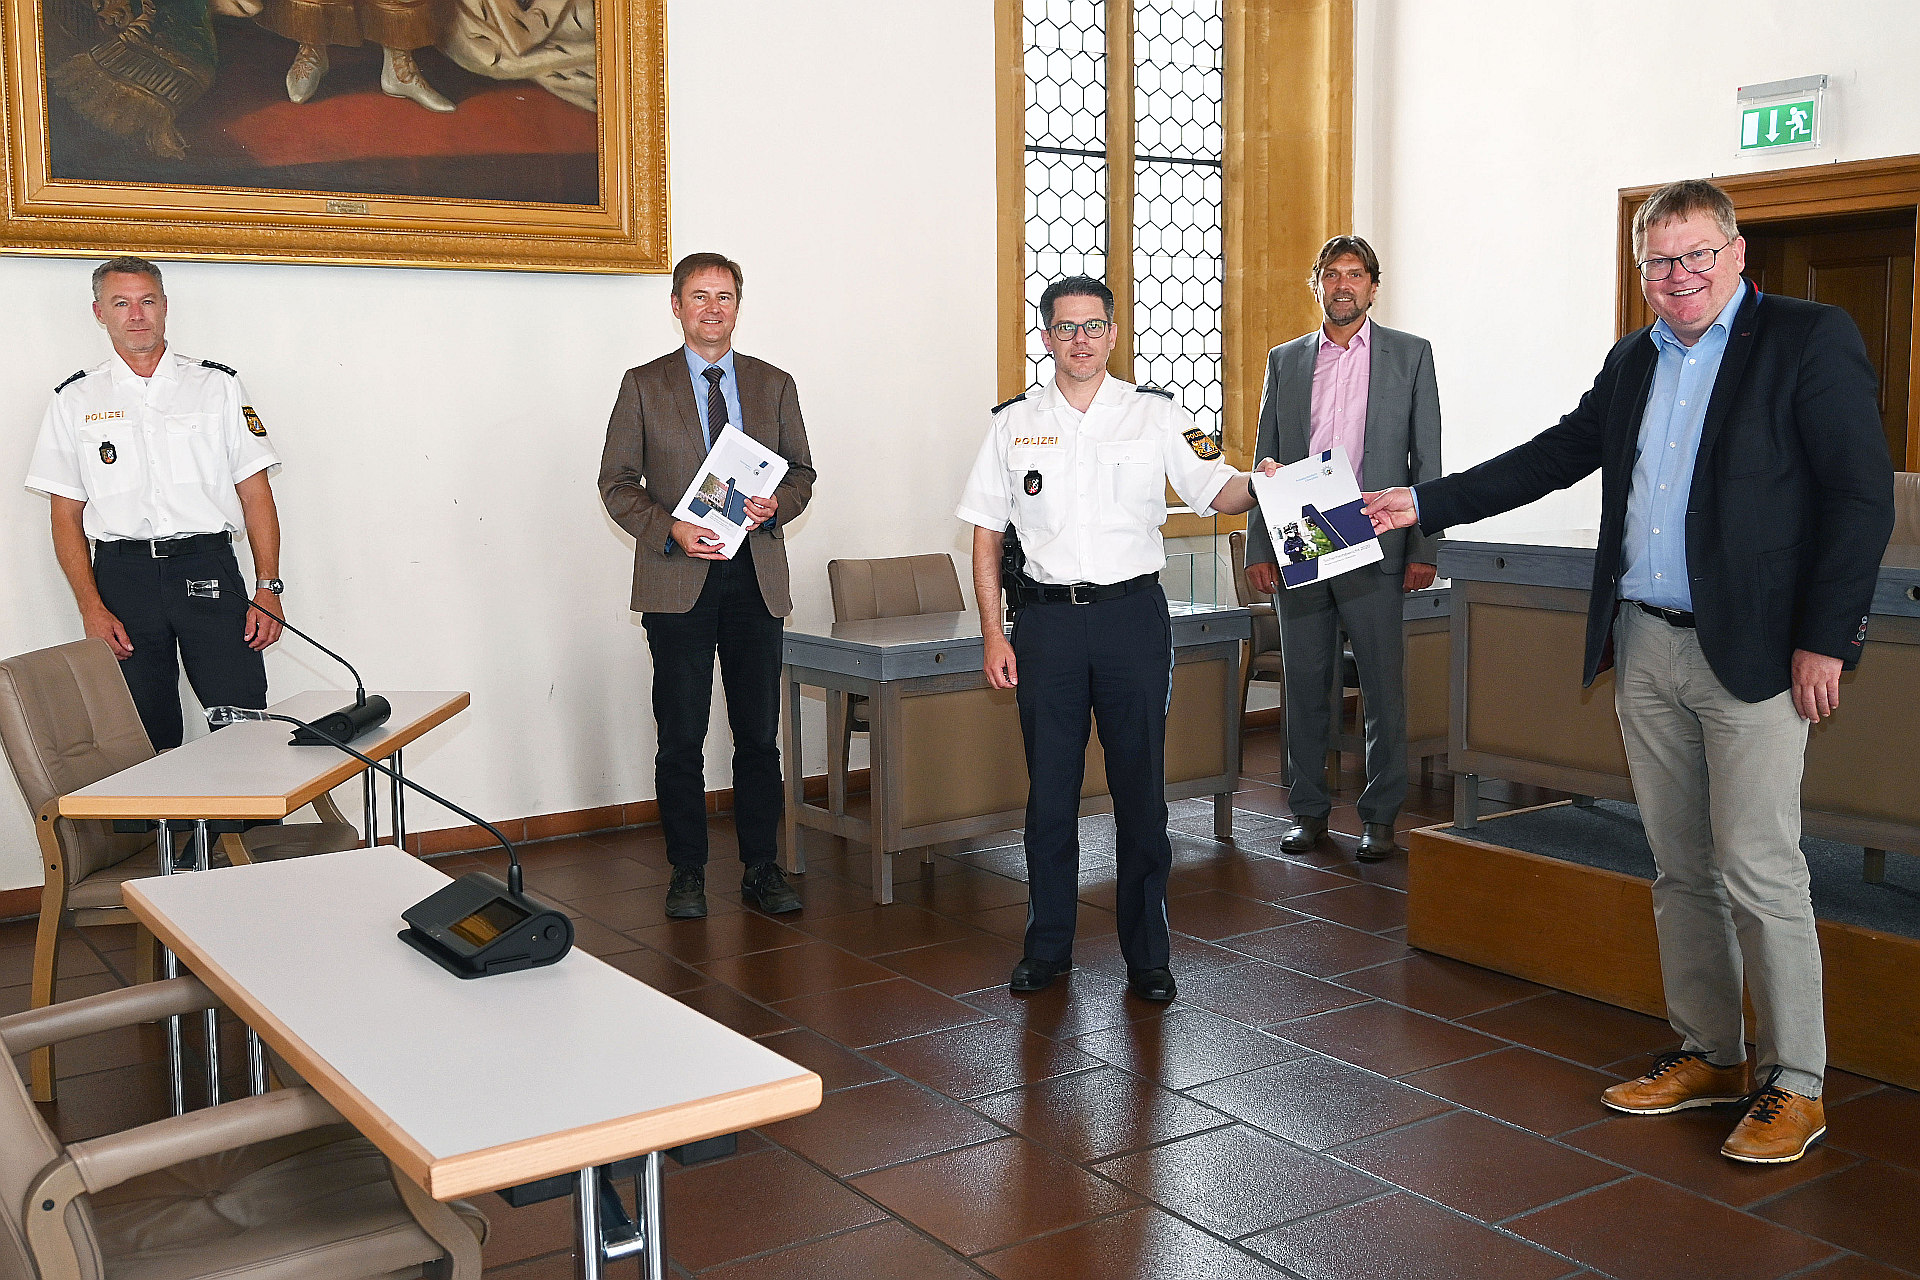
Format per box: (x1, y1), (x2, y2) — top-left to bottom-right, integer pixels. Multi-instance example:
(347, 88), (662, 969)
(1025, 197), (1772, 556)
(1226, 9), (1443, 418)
(1249, 447), (1383, 589)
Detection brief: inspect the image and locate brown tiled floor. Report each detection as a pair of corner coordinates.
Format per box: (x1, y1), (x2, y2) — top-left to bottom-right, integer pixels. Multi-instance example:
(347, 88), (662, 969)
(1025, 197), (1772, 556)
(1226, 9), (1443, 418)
(9, 730), (1918, 1278)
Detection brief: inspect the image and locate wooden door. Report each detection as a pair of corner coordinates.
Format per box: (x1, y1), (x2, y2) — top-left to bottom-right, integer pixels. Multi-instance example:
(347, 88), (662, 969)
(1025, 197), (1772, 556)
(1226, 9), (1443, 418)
(1744, 211), (1916, 469)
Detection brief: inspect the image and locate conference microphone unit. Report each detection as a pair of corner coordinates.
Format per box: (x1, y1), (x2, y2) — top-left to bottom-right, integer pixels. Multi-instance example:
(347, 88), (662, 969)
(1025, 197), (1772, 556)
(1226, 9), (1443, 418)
(206, 705), (573, 980)
(186, 580), (391, 744)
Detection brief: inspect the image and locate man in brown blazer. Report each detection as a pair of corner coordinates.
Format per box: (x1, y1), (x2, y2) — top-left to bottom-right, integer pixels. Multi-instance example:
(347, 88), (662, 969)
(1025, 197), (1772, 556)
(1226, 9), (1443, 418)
(598, 252), (817, 919)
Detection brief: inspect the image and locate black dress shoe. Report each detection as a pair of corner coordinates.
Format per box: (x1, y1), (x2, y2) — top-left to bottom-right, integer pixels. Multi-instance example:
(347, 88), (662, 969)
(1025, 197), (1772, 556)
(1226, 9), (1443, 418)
(1356, 822), (1397, 862)
(665, 866), (707, 919)
(1127, 967), (1177, 1002)
(741, 862), (802, 913)
(1279, 816), (1328, 852)
(1009, 956), (1072, 993)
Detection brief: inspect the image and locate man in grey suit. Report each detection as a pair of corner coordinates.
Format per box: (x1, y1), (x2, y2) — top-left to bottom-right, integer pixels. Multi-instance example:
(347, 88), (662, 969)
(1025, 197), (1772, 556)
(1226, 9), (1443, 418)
(598, 252), (817, 919)
(1245, 236), (1441, 862)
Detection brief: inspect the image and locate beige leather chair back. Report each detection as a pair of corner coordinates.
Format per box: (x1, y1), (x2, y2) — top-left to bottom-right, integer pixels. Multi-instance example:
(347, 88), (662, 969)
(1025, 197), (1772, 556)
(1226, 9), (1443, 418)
(0, 1045), (107, 1279)
(1228, 531), (1279, 655)
(828, 554), (965, 624)
(1893, 471), (1920, 547)
(0, 640), (155, 888)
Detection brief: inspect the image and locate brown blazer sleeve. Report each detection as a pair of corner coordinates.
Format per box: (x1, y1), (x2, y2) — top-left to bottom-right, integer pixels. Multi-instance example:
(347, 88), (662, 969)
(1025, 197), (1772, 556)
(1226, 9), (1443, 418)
(768, 368), (816, 528)
(598, 367), (677, 555)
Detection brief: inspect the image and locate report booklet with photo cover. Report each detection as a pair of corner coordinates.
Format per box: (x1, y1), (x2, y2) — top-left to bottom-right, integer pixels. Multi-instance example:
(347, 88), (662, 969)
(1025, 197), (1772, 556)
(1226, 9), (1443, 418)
(1249, 447), (1384, 589)
(671, 425), (789, 559)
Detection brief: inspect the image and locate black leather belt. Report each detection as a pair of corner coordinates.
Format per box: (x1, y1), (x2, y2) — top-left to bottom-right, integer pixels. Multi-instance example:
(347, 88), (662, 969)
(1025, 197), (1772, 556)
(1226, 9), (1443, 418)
(1009, 572), (1157, 606)
(1632, 600), (1696, 628)
(96, 532), (231, 559)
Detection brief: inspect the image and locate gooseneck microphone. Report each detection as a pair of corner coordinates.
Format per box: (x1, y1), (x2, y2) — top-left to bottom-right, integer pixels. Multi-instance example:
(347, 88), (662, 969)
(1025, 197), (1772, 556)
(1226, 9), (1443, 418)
(186, 581), (390, 743)
(206, 706), (572, 978)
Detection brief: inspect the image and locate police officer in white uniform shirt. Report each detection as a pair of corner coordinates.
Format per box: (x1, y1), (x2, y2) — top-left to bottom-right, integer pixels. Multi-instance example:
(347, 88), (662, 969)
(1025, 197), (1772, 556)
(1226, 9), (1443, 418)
(957, 275), (1274, 1003)
(26, 257), (287, 750)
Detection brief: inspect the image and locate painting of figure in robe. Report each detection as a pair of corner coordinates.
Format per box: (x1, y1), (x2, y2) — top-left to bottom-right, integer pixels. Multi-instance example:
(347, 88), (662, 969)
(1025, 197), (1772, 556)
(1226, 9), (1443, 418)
(42, 0), (600, 204)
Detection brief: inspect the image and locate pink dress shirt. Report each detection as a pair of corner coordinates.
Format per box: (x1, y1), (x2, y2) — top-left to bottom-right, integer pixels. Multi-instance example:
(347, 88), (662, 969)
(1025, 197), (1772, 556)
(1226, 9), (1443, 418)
(1309, 318), (1372, 480)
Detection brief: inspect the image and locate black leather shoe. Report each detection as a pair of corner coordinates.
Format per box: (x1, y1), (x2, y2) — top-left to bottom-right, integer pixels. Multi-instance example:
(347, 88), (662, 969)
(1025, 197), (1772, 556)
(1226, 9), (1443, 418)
(741, 862), (802, 913)
(664, 866), (707, 919)
(1279, 816), (1328, 852)
(1009, 956), (1072, 993)
(1356, 822), (1397, 862)
(1127, 967), (1177, 1002)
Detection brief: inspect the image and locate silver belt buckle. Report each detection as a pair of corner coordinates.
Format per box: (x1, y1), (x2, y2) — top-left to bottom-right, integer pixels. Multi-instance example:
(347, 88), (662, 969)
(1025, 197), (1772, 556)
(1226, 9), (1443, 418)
(1069, 583), (1096, 605)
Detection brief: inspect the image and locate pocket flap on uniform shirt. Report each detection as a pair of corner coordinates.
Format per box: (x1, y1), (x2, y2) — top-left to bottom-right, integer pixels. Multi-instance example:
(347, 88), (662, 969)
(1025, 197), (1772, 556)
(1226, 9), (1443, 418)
(1095, 440), (1157, 466)
(1008, 446), (1065, 469)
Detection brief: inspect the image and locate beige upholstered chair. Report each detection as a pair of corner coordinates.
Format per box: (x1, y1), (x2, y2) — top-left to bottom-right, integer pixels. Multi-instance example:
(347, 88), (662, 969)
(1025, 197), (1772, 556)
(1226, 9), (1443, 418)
(1892, 471), (1920, 546)
(0, 977), (486, 1280)
(1228, 530), (1288, 769)
(826, 553), (967, 744)
(0, 639), (359, 1101)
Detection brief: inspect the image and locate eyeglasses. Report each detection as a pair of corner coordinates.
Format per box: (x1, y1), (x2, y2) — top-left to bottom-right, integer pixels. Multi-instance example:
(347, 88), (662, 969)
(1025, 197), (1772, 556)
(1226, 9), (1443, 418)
(1045, 319), (1115, 341)
(1637, 240), (1734, 282)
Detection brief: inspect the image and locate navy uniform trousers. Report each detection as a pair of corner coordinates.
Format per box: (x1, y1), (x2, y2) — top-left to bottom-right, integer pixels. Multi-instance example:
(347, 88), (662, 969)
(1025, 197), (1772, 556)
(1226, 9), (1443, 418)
(93, 542), (267, 751)
(1013, 582), (1174, 972)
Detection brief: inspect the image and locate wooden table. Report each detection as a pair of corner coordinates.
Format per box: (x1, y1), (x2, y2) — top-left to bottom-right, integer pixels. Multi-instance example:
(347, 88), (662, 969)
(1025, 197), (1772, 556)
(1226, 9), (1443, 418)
(123, 847), (820, 1280)
(781, 604), (1249, 903)
(1439, 533), (1920, 868)
(59, 689), (469, 1113)
(61, 688), (471, 842)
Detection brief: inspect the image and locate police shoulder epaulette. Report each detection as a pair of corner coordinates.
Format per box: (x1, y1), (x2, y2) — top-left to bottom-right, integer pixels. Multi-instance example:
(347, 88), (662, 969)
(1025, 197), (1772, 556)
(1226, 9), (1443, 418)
(54, 369), (87, 393)
(1136, 385), (1176, 400)
(991, 392), (1028, 414)
(200, 359), (238, 376)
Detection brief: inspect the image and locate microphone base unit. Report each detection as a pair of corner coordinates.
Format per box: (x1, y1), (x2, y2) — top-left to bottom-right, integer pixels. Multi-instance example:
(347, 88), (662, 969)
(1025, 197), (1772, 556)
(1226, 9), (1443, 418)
(400, 871), (574, 979)
(288, 695), (392, 746)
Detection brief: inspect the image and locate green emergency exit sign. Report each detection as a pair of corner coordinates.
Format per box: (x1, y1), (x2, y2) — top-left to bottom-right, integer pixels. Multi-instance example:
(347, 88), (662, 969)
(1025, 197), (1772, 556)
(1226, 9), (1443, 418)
(1741, 99), (1817, 150)
(1736, 75), (1826, 155)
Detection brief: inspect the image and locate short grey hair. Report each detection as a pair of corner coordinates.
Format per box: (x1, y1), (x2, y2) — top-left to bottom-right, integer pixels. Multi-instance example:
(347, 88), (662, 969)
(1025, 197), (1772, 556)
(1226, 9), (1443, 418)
(1632, 180), (1739, 261)
(91, 256), (165, 301)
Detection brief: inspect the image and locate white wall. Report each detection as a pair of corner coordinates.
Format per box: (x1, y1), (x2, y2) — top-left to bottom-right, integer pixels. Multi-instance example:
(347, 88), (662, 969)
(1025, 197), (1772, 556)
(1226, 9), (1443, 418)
(0, 1), (997, 892)
(1354, 0), (1920, 538)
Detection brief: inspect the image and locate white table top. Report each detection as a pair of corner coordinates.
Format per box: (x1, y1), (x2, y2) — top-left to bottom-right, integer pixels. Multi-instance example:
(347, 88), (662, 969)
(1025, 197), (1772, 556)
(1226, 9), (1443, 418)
(60, 690), (470, 820)
(123, 847), (820, 1199)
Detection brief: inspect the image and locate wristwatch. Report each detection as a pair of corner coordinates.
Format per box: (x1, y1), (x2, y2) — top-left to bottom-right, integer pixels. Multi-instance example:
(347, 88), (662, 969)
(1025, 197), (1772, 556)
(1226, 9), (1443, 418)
(256, 579), (284, 595)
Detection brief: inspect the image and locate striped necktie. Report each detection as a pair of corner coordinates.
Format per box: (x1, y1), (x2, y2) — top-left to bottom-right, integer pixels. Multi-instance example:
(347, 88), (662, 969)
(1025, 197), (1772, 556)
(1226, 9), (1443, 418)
(701, 365), (726, 448)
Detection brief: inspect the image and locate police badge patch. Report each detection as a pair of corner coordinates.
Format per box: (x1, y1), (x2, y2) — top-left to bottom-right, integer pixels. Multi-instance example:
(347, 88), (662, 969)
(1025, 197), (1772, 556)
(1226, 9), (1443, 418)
(1181, 428), (1222, 460)
(99, 441), (117, 464)
(1024, 469), (1043, 496)
(242, 406), (267, 436)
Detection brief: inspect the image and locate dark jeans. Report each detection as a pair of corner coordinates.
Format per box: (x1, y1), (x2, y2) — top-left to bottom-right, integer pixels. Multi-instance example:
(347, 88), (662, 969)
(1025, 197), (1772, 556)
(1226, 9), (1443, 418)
(641, 547), (784, 871)
(1013, 583), (1174, 972)
(94, 544), (267, 750)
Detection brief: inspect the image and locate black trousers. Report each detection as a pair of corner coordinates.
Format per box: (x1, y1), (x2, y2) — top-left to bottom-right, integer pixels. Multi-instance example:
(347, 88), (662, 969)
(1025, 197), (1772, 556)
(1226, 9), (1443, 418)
(1013, 583), (1173, 972)
(641, 546), (784, 872)
(93, 544), (267, 751)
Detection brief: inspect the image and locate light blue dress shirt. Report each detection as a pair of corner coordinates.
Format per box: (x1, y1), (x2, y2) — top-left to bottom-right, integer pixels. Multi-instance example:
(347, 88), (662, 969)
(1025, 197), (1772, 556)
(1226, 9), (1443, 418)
(1618, 277), (1748, 612)
(682, 346), (742, 449)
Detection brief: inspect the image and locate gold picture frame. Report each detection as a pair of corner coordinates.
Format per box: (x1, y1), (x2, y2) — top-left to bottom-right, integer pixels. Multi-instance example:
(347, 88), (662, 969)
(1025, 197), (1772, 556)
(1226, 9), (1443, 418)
(0, 0), (666, 272)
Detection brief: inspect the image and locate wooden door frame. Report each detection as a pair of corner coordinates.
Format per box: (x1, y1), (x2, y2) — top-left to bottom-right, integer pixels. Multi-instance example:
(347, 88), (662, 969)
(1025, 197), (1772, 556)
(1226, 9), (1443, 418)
(1618, 154), (1920, 468)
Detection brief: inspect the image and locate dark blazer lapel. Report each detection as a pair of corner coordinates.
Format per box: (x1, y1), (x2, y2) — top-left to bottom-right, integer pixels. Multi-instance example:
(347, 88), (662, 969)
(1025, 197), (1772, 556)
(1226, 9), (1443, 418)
(1360, 325), (1393, 473)
(1692, 285), (1762, 473)
(1280, 335), (1315, 460)
(1603, 334), (1659, 478)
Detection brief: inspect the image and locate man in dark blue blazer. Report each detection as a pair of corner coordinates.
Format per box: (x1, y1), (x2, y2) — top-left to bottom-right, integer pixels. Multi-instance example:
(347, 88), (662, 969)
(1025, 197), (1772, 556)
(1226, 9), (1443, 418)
(1366, 180), (1894, 1165)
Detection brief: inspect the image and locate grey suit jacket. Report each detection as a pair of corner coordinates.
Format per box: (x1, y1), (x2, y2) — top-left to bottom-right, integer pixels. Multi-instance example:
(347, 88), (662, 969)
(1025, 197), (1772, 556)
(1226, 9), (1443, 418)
(1244, 322), (1442, 575)
(598, 349), (817, 615)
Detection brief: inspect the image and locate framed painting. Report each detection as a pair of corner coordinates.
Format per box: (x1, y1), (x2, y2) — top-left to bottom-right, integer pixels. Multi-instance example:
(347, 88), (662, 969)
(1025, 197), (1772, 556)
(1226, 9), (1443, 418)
(0, 0), (666, 271)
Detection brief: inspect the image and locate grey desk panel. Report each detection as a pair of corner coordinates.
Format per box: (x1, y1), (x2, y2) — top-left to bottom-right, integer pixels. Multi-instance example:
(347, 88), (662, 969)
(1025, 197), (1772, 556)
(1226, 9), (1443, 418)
(785, 605), (1249, 682)
(1443, 535), (1920, 620)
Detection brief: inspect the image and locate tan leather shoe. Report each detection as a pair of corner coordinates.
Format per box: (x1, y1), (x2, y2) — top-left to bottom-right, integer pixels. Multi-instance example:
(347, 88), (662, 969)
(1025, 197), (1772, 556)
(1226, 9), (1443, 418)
(1722, 1080), (1826, 1164)
(1601, 1051), (1751, 1115)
